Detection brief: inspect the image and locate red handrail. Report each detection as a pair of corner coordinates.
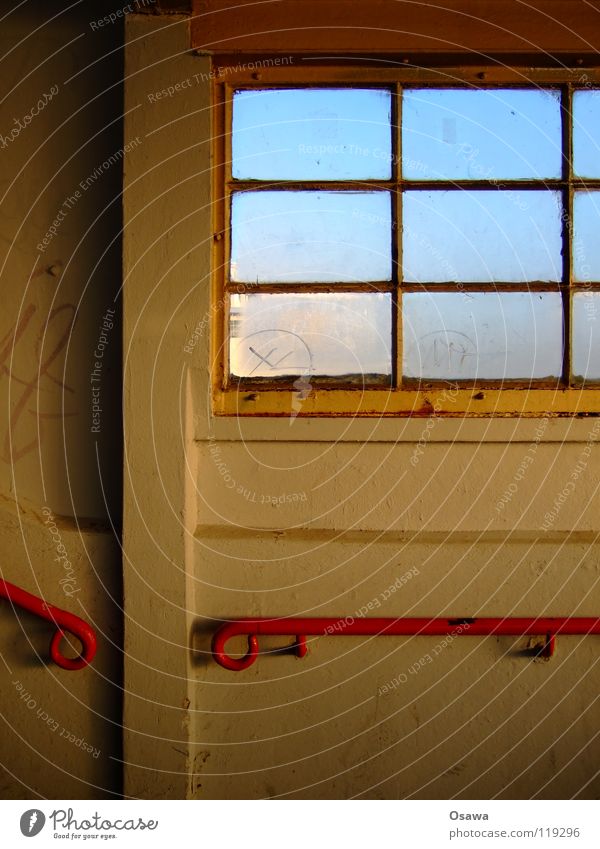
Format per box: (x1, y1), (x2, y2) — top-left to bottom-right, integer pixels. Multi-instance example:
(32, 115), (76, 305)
(0, 579), (97, 671)
(212, 616), (600, 671)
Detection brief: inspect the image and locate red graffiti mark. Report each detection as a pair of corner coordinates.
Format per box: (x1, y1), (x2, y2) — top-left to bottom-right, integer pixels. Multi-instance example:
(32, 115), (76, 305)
(0, 303), (76, 462)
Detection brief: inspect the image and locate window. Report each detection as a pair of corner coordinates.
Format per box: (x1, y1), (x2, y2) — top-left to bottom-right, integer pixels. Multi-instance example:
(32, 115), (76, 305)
(211, 65), (600, 416)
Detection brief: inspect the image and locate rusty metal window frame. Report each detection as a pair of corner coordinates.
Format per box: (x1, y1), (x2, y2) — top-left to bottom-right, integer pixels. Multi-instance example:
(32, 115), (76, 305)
(211, 62), (600, 417)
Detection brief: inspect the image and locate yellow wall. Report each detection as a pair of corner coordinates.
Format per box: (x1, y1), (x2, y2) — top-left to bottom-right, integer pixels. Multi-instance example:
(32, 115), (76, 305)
(123, 14), (600, 799)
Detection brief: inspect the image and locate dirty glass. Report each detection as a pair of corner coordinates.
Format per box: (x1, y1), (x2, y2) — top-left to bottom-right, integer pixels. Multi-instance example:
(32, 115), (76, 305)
(572, 293), (600, 381)
(403, 291), (563, 380)
(402, 190), (562, 283)
(573, 191), (600, 282)
(573, 90), (600, 178)
(402, 88), (561, 180)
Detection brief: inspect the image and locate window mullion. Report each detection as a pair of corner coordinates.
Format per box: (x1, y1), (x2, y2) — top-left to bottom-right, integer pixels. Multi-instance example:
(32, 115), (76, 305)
(393, 82), (402, 388)
(562, 84), (574, 387)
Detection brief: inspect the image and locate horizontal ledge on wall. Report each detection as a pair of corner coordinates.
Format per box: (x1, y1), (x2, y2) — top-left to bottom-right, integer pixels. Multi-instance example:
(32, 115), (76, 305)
(192, 0), (600, 54)
(193, 525), (600, 545)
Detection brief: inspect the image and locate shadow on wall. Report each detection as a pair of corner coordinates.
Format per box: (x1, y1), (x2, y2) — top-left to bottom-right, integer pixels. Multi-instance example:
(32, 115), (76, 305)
(0, 0), (125, 799)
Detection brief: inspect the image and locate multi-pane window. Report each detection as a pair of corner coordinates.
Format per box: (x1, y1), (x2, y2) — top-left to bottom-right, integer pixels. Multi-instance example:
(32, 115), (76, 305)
(212, 73), (600, 415)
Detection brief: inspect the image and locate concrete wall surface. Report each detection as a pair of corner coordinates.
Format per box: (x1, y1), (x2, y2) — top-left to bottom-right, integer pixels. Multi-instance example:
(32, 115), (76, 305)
(122, 12), (600, 800)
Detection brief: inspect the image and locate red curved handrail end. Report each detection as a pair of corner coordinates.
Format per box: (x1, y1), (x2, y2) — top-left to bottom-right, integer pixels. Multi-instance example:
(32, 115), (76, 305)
(0, 579), (97, 671)
(211, 620), (307, 671)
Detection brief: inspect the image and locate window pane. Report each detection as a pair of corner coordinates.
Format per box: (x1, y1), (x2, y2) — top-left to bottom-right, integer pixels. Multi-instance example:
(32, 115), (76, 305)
(573, 90), (600, 178)
(572, 293), (600, 381)
(230, 190), (392, 283)
(403, 292), (563, 380)
(403, 190), (562, 283)
(574, 191), (600, 282)
(232, 88), (392, 180)
(402, 88), (561, 180)
(229, 293), (391, 379)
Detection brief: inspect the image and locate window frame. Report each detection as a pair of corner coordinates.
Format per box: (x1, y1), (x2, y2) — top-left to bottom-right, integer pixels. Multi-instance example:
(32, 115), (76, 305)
(211, 60), (600, 417)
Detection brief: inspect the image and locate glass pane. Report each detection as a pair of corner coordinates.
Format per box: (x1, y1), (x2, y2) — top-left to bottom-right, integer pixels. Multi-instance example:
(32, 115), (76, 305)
(402, 190), (562, 283)
(402, 88), (562, 180)
(232, 88), (392, 180)
(572, 293), (600, 381)
(573, 90), (600, 178)
(230, 190), (392, 283)
(574, 191), (600, 282)
(403, 292), (563, 380)
(229, 293), (391, 378)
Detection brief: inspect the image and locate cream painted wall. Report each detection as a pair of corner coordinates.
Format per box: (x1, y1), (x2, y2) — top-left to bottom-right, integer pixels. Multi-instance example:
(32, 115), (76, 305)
(0, 2), (122, 798)
(123, 14), (600, 799)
